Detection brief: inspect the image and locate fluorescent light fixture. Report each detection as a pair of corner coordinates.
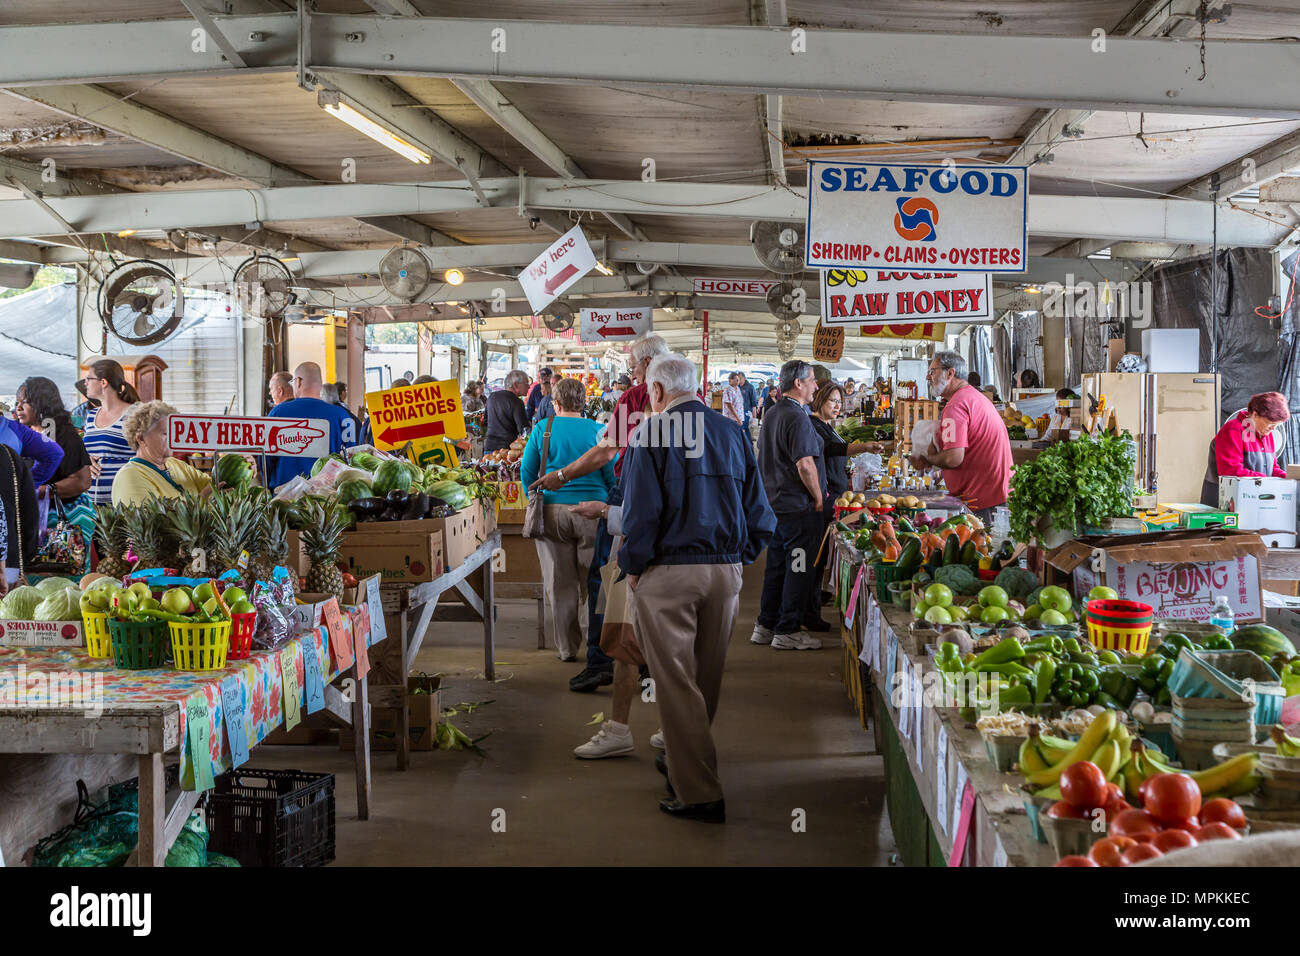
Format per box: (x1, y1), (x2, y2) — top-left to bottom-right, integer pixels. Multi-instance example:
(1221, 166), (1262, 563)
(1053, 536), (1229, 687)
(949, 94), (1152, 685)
(594, 260), (615, 276)
(116, 229), (137, 237)
(445, 268), (465, 286)
(1024, 285), (1041, 294)
(321, 101), (431, 164)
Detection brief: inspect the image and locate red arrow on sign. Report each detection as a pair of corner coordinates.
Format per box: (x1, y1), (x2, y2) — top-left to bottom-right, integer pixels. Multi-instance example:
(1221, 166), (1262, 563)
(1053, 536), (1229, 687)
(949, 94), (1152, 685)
(378, 420), (447, 445)
(544, 263), (579, 295)
(596, 325), (636, 338)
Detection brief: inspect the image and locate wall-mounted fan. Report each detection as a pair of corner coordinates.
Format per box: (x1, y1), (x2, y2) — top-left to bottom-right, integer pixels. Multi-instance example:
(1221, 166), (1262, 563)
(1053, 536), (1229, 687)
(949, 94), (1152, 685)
(542, 301), (575, 333)
(767, 281), (805, 321)
(97, 259), (184, 346)
(751, 221), (805, 275)
(379, 246), (431, 301)
(233, 254), (295, 317)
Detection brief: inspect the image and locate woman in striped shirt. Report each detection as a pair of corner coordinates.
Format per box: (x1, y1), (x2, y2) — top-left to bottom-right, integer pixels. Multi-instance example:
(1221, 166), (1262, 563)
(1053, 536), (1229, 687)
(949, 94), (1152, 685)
(81, 359), (140, 505)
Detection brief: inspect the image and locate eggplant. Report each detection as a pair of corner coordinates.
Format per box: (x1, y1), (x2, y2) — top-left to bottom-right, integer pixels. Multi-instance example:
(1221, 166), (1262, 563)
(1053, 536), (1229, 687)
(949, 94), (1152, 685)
(427, 503), (452, 519)
(386, 488), (410, 509)
(381, 506), (405, 522)
(402, 491), (429, 521)
(350, 496), (387, 520)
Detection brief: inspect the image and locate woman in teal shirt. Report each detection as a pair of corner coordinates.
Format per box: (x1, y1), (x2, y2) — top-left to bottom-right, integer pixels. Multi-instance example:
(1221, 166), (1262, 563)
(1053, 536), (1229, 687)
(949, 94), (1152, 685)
(520, 378), (616, 661)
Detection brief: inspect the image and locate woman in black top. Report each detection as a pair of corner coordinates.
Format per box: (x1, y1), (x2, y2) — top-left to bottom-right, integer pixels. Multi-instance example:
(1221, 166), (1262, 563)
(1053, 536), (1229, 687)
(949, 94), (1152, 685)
(807, 381), (884, 628)
(15, 377), (93, 504)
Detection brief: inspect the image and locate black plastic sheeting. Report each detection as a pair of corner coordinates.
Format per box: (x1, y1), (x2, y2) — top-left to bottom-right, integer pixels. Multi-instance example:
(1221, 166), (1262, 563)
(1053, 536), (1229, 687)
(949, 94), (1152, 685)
(1149, 248), (1281, 428)
(1275, 250), (1300, 467)
(1010, 311), (1043, 386)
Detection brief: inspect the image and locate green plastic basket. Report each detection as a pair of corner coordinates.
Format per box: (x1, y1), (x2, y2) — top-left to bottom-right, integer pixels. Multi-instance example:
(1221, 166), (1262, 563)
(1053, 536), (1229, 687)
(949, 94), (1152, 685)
(874, 560), (908, 602)
(108, 618), (170, 670)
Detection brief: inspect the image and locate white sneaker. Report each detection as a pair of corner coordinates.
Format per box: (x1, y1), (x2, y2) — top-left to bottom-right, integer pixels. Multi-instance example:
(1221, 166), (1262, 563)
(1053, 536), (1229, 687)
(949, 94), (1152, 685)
(773, 631), (822, 651)
(650, 729), (665, 750)
(574, 722), (635, 759)
(750, 624), (774, 645)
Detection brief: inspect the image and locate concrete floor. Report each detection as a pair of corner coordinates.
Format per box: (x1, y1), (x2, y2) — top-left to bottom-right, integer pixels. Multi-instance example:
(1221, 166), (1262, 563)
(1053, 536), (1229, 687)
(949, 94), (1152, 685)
(254, 562), (895, 865)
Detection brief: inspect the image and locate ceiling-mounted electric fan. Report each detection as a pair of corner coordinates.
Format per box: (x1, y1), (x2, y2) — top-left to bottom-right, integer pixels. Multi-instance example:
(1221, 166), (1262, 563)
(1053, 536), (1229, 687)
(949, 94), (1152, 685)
(379, 246), (431, 301)
(97, 259), (185, 346)
(751, 221), (805, 275)
(767, 281), (805, 322)
(233, 254), (295, 317)
(542, 301), (575, 333)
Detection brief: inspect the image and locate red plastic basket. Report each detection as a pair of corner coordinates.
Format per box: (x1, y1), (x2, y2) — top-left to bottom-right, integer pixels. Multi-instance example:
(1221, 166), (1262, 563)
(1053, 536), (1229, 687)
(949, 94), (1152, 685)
(229, 611), (257, 660)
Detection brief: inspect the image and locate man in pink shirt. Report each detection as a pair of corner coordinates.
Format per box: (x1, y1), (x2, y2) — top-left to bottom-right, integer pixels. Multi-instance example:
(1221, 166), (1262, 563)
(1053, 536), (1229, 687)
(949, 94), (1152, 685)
(909, 351), (1012, 523)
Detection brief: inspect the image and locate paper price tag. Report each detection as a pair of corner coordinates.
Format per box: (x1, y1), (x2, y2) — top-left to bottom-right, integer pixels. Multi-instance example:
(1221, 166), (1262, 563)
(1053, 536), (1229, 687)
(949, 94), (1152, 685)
(952, 764), (969, 839)
(935, 726), (949, 835)
(303, 638), (326, 715)
(280, 647), (302, 732)
(186, 696), (216, 792)
(844, 565), (865, 629)
(886, 630), (898, 695)
(322, 598), (353, 670)
(219, 676), (249, 769)
(366, 576), (388, 647)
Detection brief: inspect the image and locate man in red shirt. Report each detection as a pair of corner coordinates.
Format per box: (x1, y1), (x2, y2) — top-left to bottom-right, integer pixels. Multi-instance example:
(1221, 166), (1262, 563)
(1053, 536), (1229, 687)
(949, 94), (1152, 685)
(909, 351), (1012, 525)
(531, 335), (669, 702)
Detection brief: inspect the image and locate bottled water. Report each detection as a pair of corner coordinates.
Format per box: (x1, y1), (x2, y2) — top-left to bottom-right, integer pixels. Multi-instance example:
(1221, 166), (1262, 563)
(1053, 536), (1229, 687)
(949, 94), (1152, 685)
(1209, 595), (1234, 635)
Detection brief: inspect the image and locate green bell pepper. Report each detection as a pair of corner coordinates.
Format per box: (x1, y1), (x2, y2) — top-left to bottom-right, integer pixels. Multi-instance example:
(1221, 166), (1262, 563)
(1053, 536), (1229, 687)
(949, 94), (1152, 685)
(1157, 658), (1175, 685)
(1202, 633), (1233, 651)
(998, 683), (1033, 708)
(1023, 635), (1064, 656)
(980, 660), (1034, 680)
(1156, 686), (1172, 706)
(969, 635), (1025, 671)
(1063, 637), (1082, 655)
(1068, 651), (1100, 667)
(1097, 650), (1122, 665)
(1033, 657), (1056, 704)
(1093, 691), (1122, 710)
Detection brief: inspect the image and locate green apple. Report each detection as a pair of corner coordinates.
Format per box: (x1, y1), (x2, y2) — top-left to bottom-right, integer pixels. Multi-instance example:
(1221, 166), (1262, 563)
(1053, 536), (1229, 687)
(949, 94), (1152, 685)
(1039, 608), (1068, 627)
(1088, 585), (1119, 601)
(127, 581), (153, 603)
(977, 585), (1009, 608)
(1038, 585), (1073, 613)
(1023, 603), (1043, 621)
(912, 600), (932, 621)
(924, 583), (954, 608)
(90, 577), (121, 594)
(79, 593), (98, 615)
(161, 588), (194, 615)
(947, 604), (969, 622)
(141, 597), (162, 611)
(85, 587), (114, 610)
(1003, 604), (1022, 621)
(221, 586), (247, 606)
(110, 589), (138, 613)
(193, 582), (217, 605)
(1059, 608), (1077, 623)
(202, 597), (221, 617)
(923, 605), (954, 625)
(230, 599), (256, 615)
(981, 606), (1009, 624)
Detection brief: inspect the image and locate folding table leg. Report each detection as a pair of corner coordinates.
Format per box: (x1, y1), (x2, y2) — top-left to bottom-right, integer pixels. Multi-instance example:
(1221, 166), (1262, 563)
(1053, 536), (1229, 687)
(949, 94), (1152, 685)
(352, 669), (371, 820)
(136, 752), (166, 867)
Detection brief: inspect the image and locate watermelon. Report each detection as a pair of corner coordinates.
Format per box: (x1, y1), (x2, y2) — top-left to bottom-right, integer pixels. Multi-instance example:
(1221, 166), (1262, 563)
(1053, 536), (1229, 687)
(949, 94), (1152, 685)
(371, 459), (410, 497)
(335, 479), (372, 506)
(214, 453), (254, 489)
(1227, 624), (1296, 659)
(426, 479), (470, 510)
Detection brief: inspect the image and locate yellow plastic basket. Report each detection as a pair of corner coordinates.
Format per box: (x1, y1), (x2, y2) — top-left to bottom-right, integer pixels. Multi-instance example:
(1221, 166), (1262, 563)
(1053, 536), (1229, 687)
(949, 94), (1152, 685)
(168, 619), (232, 671)
(83, 612), (112, 658)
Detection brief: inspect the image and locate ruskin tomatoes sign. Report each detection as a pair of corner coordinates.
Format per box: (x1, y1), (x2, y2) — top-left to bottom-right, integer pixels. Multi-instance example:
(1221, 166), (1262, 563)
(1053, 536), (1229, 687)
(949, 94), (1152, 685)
(806, 161), (1027, 274)
(365, 379), (465, 466)
(168, 415), (330, 456)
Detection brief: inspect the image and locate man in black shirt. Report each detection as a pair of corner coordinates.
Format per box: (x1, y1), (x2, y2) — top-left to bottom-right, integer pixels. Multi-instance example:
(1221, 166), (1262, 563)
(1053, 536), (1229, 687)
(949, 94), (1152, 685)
(485, 369), (531, 452)
(753, 360), (827, 651)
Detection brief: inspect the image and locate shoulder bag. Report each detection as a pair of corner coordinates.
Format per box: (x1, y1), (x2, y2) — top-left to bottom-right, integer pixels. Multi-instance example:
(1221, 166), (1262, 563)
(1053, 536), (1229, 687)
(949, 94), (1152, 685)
(521, 418), (554, 540)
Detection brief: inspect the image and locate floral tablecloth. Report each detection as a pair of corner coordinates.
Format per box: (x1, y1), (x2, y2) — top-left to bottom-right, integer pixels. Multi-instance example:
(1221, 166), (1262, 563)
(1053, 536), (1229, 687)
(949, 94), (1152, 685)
(0, 605), (371, 790)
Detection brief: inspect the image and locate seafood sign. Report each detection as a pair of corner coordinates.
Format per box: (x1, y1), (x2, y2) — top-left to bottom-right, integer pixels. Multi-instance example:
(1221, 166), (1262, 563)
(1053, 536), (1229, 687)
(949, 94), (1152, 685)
(168, 415), (329, 456)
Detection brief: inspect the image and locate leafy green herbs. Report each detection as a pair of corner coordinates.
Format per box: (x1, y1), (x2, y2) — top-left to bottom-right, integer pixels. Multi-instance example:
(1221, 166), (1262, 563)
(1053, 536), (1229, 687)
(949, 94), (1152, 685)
(1008, 433), (1135, 543)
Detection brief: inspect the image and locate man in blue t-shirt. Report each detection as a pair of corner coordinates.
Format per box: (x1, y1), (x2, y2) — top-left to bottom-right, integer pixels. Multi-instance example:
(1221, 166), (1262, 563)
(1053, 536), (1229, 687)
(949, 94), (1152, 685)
(268, 361), (357, 487)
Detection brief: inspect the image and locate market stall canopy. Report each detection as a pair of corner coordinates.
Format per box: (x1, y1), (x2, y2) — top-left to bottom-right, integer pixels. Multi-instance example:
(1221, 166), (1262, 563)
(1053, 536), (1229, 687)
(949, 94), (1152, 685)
(0, 283), (79, 406)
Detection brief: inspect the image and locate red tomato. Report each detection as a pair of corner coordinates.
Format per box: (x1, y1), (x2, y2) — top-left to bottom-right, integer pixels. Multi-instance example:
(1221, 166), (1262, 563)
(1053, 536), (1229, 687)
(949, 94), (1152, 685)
(1102, 796), (1134, 821)
(1109, 808), (1162, 840)
(1152, 829), (1198, 853)
(1104, 782), (1124, 804)
(1089, 835), (1137, 867)
(1143, 773), (1202, 826)
(1199, 798), (1248, 830)
(1164, 815), (1200, 832)
(1122, 843), (1164, 864)
(1061, 761), (1109, 811)
(1055, 855), (1099, 867)
(1129, 831), (1156, 844)
(1193, 822), (1242, 842)
(1046, 799), (1089, 819)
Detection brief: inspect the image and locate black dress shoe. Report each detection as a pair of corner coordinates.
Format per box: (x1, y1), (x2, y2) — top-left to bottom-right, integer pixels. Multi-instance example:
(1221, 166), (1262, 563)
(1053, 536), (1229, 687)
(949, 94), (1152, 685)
(659, 798), (726, 823)
(569, 667), (613, 693)
(820, 589), (833, 606)
(803, 617), (833, 632)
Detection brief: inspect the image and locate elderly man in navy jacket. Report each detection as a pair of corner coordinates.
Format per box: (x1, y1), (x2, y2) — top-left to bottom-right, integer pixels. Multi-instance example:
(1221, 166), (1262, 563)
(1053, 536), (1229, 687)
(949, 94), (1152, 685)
(619, 353), (775, 823)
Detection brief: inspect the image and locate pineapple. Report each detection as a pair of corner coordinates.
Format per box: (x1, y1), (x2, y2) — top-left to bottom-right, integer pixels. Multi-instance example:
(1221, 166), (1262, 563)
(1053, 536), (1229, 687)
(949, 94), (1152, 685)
(248, 508), (288, 583)
(209, 490), (259, 574)
(92, 504), (132, 579)
(300, 498), (349, 599)
(122, 496), (170, 569)
(168, 492), (212, 575)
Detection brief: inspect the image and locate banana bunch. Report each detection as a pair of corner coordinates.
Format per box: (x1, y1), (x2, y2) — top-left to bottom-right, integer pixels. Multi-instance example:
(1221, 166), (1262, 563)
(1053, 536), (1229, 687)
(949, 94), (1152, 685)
(1120, 738), (1261, 799)
(1022, 710), (1123, 797)
(1271, 726), (1300, 758)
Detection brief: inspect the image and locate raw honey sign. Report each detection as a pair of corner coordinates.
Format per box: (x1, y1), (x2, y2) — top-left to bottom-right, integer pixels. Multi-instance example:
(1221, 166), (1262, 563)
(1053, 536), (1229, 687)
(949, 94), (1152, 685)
(819, 268), (992, 325)
(365, 380), (465, 466)
(812, 322), (845, 363)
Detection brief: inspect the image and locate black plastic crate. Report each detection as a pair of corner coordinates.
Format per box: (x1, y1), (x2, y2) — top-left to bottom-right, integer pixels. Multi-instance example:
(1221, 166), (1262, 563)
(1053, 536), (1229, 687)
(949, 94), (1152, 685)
(205, 769), (335, 867)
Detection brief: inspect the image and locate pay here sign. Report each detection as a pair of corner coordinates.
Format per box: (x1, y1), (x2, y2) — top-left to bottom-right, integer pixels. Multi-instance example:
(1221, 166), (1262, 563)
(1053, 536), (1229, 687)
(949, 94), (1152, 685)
(168, 415), (330, 456)
(806, 161), (1027, 274)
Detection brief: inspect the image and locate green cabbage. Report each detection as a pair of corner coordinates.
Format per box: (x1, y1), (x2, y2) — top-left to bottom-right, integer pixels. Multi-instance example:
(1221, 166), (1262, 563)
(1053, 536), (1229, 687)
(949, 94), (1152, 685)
(35, 576), (74, 594)
(0, 585), (44, 620)
(33, 586), (82, 621)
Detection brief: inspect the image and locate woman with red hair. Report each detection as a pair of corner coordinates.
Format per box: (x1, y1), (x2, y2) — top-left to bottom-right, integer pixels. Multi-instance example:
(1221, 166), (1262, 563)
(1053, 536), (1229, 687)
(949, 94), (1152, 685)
(1201, 391), (1291, 505)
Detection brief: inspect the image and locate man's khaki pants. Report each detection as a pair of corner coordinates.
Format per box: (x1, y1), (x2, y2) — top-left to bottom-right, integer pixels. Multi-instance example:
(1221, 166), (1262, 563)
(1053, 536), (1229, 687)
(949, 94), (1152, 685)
(534, 504), (597, 659)
(632, 562), (743, 805)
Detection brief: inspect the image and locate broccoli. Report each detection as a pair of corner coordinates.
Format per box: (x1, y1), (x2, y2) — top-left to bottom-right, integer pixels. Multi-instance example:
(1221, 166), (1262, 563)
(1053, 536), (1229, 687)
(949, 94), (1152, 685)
(934, 563), (981, 596)
(994, 566), (1040, 601)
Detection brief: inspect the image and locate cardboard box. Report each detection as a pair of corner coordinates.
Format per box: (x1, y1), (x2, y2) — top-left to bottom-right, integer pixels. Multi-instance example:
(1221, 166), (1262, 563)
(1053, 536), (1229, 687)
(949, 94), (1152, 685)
(0, 620), (84, 647)
(341, 531), (445, 583)
(289, 595), (332, 634)
(1047, 528), (1267, 623)
(340, 675), (441, 751)
(1218, 477), (1297, 547)
(1159, 503), (1240, 531)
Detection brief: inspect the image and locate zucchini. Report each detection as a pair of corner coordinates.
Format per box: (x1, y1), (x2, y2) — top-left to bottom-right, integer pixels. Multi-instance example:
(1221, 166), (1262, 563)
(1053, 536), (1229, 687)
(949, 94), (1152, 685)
(959, 540), (978, 567)
(896, 538), (922, 575)
(943, 534), (960, 566)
